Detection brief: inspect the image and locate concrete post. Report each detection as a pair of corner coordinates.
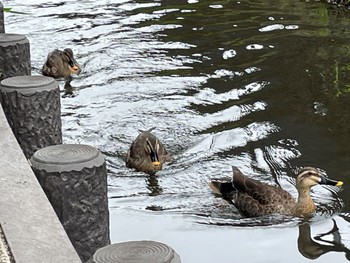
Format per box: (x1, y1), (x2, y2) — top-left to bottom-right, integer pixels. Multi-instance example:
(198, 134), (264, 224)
(30, 144), (110, 263)
(0, 33), (31, 81)
(91, 241), (181, 263)
(0, 75), (62, 159)
(0, 3), (4, 33)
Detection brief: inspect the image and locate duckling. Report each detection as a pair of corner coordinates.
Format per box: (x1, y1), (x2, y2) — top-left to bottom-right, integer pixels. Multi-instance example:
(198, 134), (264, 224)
(126, 127), (171, 175)
(42, 48), (81, 78)
(209, 166), (343, 217)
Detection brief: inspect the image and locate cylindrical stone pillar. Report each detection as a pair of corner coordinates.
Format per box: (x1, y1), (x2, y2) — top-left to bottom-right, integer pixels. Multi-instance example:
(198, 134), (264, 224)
(0, 75), (62, 159)
(0, 3), (4, 33)
(0, 33), (31, 81)
(91, 241), (181, 263)
(30, 144), (110, 263)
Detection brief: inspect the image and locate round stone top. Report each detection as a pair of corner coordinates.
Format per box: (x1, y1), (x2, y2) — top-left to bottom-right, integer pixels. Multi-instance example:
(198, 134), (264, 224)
(93, 241), (181, 263)
(0, 75), (58, 94)
(30, 144), (105, 172)
(0, 33), (28, 45)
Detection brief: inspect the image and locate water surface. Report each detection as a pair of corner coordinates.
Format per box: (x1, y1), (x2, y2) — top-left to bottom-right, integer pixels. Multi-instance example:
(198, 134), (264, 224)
(4, 0), (350, 262)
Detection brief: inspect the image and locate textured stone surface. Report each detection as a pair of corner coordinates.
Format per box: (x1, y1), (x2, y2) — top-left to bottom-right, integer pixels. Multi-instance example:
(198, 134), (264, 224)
(0, 76), (62, 159)
(0, 33), (31, 80)
(92, 241), (181, 263)
(0, 105), (81, 263)
(31, 144), (110, 262)
(0, 226), (13, 263)
(30, 144), (105, 172)
(0, 3), (4, 33)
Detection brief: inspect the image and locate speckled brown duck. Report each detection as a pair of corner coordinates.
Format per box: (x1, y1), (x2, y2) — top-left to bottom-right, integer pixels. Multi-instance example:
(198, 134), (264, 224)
(42, 48), (81, 78)
(126, 127), (171, 175)
(209, 166), (343, 217)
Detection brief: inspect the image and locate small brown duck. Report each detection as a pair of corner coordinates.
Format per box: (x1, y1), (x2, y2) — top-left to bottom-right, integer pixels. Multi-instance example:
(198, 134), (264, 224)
(209, 166), (343, 217)
(126, 127), (171, 175)
(42, 48), (81, 78)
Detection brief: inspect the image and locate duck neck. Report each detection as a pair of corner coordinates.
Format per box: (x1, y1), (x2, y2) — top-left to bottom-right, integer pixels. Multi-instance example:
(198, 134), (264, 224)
(295, 187), (316, 216)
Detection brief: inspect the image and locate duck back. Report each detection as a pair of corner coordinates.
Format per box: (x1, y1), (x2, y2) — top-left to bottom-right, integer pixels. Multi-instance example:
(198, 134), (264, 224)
(231, 167), (296, 217)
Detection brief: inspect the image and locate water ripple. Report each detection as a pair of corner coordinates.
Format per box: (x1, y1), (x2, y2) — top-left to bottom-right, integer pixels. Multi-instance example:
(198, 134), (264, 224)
(5, 3), (349, 261)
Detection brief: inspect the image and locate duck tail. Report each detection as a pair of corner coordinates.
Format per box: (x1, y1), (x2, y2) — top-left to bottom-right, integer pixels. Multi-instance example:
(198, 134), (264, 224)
(138, 127), (156, 133)
(209, 181), (223, 196)
(209, 180), (235, 203)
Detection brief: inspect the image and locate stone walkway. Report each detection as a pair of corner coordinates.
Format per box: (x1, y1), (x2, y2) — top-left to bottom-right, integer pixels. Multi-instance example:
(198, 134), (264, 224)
(0, 226), (12, 263)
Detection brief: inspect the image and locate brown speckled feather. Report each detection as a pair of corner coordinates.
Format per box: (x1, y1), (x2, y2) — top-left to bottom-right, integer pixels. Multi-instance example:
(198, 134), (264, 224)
(230, 167), (296, 217)
(209, 166), (343, 217)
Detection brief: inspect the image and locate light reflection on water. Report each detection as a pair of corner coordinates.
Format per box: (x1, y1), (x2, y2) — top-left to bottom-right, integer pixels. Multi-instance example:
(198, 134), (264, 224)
(4, 0), (350, 262)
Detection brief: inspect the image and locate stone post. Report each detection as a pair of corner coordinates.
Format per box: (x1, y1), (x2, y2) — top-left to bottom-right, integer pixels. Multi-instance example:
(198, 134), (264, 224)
(91, 241), (181, 263)
(0, 76), (62, 159)
(0, 2), (4, 33)
(30, 144), (110, 263)
(0, 33), (31, 81)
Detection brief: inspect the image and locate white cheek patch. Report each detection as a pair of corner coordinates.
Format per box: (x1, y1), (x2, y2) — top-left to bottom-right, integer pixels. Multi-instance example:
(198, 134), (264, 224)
(317, 177), (322, 182)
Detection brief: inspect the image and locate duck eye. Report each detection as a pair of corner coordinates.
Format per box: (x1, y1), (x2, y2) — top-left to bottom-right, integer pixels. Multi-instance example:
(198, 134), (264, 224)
(308, 172), (312, 176)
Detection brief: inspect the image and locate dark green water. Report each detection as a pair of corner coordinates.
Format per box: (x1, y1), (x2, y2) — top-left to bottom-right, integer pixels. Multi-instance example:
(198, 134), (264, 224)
(5, 0), (350, 262)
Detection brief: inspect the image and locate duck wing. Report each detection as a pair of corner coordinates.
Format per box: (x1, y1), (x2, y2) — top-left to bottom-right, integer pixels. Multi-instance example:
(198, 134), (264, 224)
(230, 166), (296, 217)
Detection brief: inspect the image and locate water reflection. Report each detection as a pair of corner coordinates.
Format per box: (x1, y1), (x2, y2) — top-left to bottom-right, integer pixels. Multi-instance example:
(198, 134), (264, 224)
(5, 0), (350, 262)
(298, 216), (350, 261)
(146, 175), (163, 196)
(62, 77), (76, 98)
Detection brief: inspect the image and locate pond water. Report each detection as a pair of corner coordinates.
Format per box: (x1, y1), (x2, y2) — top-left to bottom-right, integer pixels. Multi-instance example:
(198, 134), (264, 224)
(4, 0), (350, 262)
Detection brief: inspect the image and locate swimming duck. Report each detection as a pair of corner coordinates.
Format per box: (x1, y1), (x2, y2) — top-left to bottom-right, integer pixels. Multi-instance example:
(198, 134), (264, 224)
(126, 127), (171, 175)
(42, 48), (81, 78)
(209, 166), (343, 217)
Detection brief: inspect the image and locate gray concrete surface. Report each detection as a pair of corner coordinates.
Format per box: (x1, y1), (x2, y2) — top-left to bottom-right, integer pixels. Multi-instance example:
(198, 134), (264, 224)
(0, 104), (81, 263)
(92, 240), (181, 263)
(0, 34), (31, 81)
(31, 144), (110, 262)
(0, 76), (62, 159)
(0, 3), (4, 33)
(0, 225), (12, 263)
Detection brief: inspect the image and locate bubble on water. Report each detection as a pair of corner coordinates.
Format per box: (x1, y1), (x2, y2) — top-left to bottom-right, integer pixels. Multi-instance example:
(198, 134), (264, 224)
(245, 66), (261, 74)
(285, 25), (299, 30)
(222, 49), (237, 59)
(209, 5), (224, 9)
(259, 24), (284, 32)
(246, 44), (264, 50)
(314, 101), (328, 116)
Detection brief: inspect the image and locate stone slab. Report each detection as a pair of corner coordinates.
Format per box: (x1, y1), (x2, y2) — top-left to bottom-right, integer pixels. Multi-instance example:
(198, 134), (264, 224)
(0, 104), (81, 263)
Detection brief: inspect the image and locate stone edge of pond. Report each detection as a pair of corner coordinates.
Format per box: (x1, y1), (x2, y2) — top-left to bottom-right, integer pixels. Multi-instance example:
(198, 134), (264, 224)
(0, 225), (12, 263)
(0, 105), (82, 263)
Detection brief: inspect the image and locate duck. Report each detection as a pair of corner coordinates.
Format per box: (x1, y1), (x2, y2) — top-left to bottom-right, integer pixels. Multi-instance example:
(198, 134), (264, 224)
(42, 48), (81, 78)
(126, 127), (171, 175)
(209, 166), (343, 217)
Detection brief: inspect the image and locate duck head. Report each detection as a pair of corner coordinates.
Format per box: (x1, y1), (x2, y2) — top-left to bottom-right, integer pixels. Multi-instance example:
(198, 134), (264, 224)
(296, 167), (343, 190)
(144, 138), (162, 171)
(62, 48), (81, 75)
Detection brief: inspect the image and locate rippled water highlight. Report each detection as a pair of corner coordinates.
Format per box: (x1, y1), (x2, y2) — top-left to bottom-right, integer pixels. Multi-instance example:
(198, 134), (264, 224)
(4, 0), (350, 262)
